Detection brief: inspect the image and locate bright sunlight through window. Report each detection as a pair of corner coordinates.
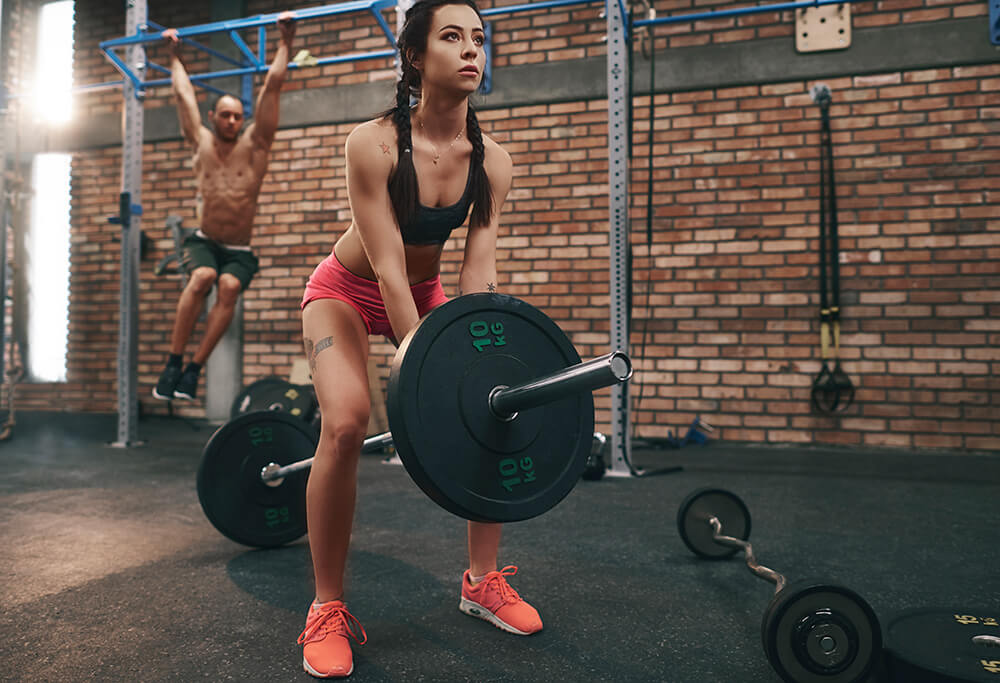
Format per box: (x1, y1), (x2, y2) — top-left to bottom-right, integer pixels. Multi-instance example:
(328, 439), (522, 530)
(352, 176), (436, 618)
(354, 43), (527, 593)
(25, 1), (74, 381)
(34, 1), (74, 124)
(27, 154), (71, 383)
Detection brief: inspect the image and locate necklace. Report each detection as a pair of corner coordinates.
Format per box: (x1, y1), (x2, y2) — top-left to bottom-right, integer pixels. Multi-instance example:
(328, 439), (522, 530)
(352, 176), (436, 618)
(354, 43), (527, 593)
(418, 118), (464, 165)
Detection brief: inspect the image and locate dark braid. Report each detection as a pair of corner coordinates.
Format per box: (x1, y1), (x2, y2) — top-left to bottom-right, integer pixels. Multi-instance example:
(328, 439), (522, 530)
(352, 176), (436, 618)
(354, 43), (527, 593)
(387, 76), (419, 230)
(465, 102), (493, 228)
(382, 0), (493, 231)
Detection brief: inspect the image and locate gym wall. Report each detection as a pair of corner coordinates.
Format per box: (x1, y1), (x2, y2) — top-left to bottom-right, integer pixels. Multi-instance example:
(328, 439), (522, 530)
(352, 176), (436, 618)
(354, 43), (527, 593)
(4, 0), (998, 451)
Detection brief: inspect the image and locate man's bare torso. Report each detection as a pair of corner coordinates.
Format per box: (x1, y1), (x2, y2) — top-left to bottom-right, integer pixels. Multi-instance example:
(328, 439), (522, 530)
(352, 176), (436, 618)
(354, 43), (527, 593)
(194, 126), (269, 246)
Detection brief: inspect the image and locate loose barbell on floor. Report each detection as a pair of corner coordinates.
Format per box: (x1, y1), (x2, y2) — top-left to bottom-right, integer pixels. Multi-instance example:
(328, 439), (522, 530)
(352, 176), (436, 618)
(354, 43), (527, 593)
(197, 293), (633, 546)
(676, 488), (882, 683)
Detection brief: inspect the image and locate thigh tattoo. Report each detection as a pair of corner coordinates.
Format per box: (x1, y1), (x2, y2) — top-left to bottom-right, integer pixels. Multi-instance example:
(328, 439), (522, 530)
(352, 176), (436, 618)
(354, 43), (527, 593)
(303, 336), (335, 374)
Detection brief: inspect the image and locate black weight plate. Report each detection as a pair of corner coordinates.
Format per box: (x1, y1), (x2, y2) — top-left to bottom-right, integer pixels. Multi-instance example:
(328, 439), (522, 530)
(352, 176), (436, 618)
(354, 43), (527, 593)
(230, 377), (287, 418)
(387, 293), (592, 523)
(242, 380), (316, 422)
(676, 488), (751, 559)
(884, 607), (1000, 683)
(762, 580), (882, 683)
(197, 411), (316, 548)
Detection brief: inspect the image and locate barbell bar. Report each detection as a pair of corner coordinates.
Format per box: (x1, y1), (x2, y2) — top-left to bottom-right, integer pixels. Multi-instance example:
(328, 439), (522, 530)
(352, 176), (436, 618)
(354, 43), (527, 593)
(677, 488), (882, 683)
(259, 351), (631, 486)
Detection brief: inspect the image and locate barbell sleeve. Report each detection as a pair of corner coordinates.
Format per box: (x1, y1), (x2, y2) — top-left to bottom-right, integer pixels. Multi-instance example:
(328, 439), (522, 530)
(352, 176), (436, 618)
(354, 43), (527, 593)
(488, 351), (632, 421)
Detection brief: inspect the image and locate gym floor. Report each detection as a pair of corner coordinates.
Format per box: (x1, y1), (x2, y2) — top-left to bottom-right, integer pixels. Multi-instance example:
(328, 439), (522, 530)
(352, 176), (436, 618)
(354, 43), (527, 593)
(2, 412), (998, 682)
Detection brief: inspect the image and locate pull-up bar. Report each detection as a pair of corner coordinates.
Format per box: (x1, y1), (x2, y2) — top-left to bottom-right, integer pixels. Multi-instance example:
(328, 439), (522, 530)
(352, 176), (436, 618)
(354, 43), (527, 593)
(633, 0), (866, 28)
(98, 0), (398, 100)
(480, 0), (603, 16)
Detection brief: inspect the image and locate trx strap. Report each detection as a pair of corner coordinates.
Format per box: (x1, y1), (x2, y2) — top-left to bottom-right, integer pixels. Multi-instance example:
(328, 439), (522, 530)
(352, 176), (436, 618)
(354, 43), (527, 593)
(810, 84), (854, 414)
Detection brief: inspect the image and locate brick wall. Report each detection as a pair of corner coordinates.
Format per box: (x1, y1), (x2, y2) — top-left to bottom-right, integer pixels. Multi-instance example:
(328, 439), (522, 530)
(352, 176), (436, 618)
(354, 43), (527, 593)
(9, 0), (999, 452)
(624, 71), (999, 451)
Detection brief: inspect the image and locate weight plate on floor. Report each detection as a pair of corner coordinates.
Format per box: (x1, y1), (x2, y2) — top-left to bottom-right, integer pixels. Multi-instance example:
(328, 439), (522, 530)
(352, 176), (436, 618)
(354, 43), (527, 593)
(676, 488), (751, 559)
(386, 293), (592, 523)
(884, 607), (1000, 682)
(197, 411), (316, 548)
(233, 379), (316, 422)
(761, 580), (882, 683)
(230, 377), (287, 418)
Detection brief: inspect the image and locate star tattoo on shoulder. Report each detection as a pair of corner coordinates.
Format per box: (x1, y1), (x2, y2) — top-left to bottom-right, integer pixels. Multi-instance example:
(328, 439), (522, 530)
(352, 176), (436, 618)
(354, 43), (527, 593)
(487, 282), (497, 293)
(379, 142), (390, 155)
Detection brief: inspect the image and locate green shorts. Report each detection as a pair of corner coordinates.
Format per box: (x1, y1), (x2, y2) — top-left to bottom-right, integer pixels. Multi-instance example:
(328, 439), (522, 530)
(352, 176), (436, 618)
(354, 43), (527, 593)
(181, 231), (259, 291)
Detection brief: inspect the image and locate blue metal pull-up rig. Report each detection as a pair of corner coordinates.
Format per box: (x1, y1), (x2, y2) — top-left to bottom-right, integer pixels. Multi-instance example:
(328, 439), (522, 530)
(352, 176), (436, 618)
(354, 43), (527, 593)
(99, 0), (398, 115)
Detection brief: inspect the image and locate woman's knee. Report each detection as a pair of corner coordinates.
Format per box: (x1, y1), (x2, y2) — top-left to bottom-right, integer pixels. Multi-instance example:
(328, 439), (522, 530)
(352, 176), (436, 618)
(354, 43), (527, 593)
(318, 412), (370, 459)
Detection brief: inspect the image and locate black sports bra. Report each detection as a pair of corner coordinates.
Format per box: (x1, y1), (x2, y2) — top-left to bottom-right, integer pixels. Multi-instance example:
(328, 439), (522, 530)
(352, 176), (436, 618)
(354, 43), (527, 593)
(400, 163), (474, 245)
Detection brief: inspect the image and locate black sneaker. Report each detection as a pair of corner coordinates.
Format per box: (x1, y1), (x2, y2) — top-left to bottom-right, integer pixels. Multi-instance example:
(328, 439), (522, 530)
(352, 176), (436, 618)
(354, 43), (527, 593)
(173, 365), (201, 401)
(153, 363), (182, 401)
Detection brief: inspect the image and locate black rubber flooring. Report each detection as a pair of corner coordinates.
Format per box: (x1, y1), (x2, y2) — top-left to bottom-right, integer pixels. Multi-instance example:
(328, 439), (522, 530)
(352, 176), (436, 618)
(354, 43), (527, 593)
(1, 411), (998, 682)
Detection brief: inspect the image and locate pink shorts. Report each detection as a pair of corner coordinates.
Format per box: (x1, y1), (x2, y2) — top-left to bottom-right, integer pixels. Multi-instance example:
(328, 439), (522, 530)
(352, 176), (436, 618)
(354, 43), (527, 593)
(301, 251), (449, 340)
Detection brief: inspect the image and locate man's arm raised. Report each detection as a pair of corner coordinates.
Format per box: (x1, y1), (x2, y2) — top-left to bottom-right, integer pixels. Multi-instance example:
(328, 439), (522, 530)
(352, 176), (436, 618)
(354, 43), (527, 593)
(250, 12), (296, 149)
(163, 29), (206, 148)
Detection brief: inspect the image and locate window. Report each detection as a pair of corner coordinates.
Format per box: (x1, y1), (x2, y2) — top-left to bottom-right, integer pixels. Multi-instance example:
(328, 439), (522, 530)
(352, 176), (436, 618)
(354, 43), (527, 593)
(24, 1), (74, 381)
(34, 0), (74, 124)
(26, 154), (70, 382)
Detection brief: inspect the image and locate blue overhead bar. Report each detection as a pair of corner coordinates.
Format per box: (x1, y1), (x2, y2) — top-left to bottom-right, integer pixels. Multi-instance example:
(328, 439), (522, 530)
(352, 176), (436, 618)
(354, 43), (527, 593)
(480, 0), (601, 16)
(102, 0), (397, 49)
(633, 0), (869, 27)
(143, 62), (235, 100)
(144, 19), (246, 69)
(79, 0), (882, 106)
(99, 0), (399, 100)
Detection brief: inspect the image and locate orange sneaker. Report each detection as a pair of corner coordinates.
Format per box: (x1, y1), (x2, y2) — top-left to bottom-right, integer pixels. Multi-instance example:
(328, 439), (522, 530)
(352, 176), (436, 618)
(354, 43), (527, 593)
(459, 565), (543, 635)
(297, 600), (367, 678)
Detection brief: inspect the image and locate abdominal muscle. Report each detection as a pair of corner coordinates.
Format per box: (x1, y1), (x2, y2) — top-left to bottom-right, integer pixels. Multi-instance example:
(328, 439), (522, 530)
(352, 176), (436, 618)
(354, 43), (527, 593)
(333, 223), (444, 285)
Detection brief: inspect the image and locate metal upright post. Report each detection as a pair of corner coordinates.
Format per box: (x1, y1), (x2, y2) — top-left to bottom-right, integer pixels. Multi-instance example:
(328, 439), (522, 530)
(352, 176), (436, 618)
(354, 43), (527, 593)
(0, 113), (8, 397)
(605, 0), (633, 476)
(114, 0), (147, 447)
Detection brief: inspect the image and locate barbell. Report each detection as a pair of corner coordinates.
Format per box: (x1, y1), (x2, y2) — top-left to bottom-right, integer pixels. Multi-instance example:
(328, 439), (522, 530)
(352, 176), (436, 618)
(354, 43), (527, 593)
(197, 293), (633, 547)
(677, 488), (883, 683)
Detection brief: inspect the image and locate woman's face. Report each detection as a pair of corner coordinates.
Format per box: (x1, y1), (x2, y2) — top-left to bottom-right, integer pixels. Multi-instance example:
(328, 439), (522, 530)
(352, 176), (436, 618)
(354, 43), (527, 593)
(413, 4), (486, 95)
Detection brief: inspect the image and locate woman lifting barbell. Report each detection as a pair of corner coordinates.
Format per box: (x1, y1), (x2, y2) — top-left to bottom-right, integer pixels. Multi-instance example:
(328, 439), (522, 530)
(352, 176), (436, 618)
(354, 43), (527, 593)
(298, 0), (542, 677)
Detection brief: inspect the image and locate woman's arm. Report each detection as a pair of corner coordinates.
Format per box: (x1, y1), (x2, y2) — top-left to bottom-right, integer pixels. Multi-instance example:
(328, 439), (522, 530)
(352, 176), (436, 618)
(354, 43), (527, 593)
(460, 137), (512, 295)
(345, 121), (420, 342)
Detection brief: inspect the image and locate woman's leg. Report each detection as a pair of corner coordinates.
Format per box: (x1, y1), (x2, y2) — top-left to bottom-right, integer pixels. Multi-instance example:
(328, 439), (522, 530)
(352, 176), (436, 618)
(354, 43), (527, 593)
(302, 298), (371, 603)
(461, 519), (543, 636)
(467, 522), (501, 577)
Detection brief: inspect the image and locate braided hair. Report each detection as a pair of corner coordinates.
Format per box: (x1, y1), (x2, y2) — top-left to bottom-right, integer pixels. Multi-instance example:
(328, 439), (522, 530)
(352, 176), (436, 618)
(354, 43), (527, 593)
(384, 0), (493, 231)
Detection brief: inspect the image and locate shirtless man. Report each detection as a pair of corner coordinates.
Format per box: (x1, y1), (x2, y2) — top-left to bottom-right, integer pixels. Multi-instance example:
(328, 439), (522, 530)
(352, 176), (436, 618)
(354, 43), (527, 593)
(153, 12), (296, 402)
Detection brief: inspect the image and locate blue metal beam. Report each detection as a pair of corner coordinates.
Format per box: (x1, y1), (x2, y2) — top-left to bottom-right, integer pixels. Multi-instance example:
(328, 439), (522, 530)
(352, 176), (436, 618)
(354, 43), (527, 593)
(633, 0), (868, 27)
(101, 0), (396, 49)
(990, 0), (999, 46)
(228, 30), (262, 68)
(145, 61), (234, 99)
(99, 0), (398, 100)
(480, 0), (601, 16)
(145, 19), (246, 68)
